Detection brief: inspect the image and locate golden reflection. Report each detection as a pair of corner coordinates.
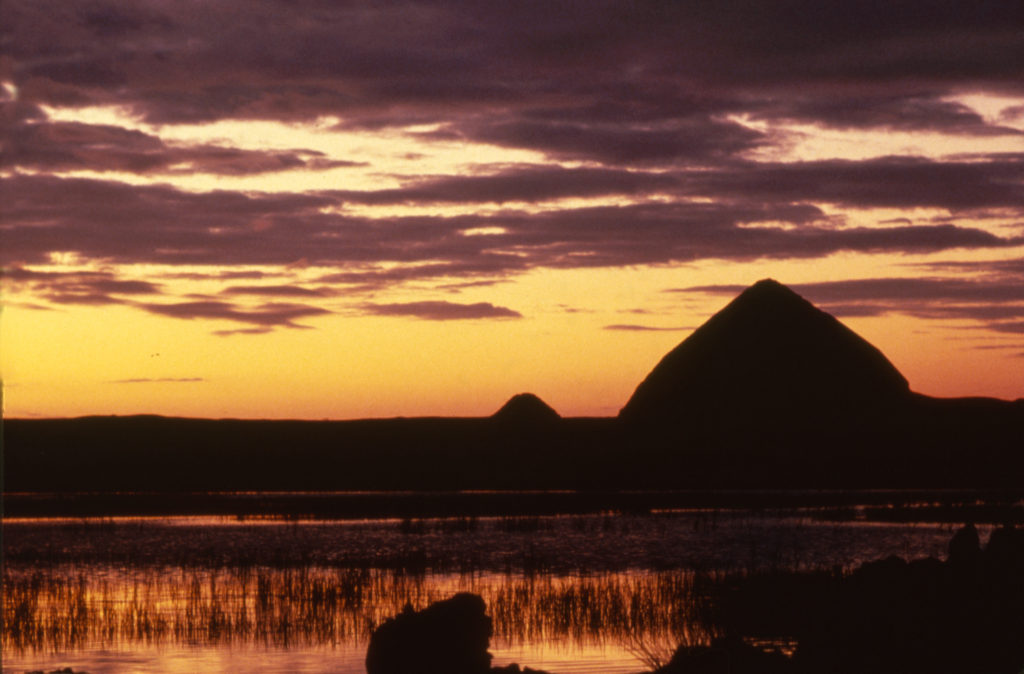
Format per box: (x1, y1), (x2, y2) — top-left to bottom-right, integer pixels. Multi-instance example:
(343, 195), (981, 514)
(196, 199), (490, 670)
(2, 565), (715, 657)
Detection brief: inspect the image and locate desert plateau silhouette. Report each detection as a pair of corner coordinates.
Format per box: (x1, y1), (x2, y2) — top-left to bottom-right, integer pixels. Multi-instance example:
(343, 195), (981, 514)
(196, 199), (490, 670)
(4, 279), (1022, 514)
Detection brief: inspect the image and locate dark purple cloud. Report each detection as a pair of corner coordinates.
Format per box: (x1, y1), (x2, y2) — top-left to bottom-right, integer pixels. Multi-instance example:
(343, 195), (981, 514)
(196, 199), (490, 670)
(435, 279), (508, 292)
(1, 174), (340, 266)
(603, 324), (689, 332)
(0, 119), (362, 175)
(137, 300), (330, 329)
(988, 321), (1024, 335)
(683, 156), (1024, 211)
(492, 206), (1018, 268)
(446, 116), (766, 165)
(811, 278), (1024, 306)
(211, 328), (274, 337)
(1, 266), (163, 305)
(88, 279), (161, 294)
(330, 165), (682, 205)
(294, 155), (1024, 214)
(909, 257), (1024, 277)
(162, 270), (274, 281)
(359, 301), (522, 321)
(221, 285), (328, 297)
(5, 0), (1022, 134)
(3, 176), (1020, 287)
(678, 276), (1024, 336)
(41, 292), (123, 306)
(315, 258), (530, 290)
(678, 277), (1024, 305)
(750, 95), (1023, 135)
(3, 0), (1024, 342)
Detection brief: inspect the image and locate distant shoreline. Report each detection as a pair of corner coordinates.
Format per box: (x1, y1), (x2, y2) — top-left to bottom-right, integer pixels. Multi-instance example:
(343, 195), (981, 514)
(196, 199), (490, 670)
(4, 487), (1023, 522)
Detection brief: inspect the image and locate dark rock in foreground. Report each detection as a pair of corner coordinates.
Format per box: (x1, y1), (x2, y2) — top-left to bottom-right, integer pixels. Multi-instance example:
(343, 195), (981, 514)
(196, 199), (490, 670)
(655, 524), (1024, 674)
(708, 524), (1024, 674)
(795, 523), (1024, 674)
(366, 592), (550, 674)
(654, 637), (792, 674)
(366, 593), (491, 674)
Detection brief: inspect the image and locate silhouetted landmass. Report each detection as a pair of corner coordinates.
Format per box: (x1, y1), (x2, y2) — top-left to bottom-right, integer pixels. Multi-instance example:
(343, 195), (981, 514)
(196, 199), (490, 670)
(621, 279), (911, 424)
(491, 393), (560, 424)
(2, 416), (622, 495)
(614, 279), (1023, 489)
(3, 280), (1021, 501)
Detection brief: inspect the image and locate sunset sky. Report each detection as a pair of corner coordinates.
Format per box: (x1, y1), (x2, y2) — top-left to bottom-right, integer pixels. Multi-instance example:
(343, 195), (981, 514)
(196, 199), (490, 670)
(2, 1), (1023, 419)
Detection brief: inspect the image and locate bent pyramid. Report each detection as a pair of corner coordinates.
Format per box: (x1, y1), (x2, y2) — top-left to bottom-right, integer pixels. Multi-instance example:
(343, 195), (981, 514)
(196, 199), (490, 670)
(619, 279), (911, 424)
(492, 393), (561, 423)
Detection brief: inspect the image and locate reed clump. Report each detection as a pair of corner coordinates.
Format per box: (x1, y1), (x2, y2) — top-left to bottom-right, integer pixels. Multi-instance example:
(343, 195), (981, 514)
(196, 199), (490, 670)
(3, 564), (723, 656)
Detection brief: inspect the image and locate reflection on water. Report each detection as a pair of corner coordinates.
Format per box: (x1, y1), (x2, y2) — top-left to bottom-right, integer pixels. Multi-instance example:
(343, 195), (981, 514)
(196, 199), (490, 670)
(3, 566), (704, 672)
(2, 510), (965, 571)
(2, 509), (975, 674)
(2, 643), (368, 674)
(1, 642), (649, 674)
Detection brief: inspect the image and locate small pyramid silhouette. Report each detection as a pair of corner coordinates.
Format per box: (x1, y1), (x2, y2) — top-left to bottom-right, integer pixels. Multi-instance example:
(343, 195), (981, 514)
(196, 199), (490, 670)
(619, 279), (911, 423)
(492, 393), (561, 423)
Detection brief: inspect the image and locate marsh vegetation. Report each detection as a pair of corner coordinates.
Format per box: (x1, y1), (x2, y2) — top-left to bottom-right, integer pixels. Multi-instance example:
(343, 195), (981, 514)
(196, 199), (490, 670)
(3, 565), (724, 654)
(5, 504), (998, 673)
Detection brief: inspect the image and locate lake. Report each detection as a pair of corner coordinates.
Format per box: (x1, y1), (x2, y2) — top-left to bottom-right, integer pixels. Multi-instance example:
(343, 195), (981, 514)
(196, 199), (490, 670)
(2, 493), (1010, 674)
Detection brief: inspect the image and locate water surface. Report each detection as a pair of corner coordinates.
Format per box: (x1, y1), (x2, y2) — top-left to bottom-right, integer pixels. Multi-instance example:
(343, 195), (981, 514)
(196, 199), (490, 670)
(2, 504), (989, 673)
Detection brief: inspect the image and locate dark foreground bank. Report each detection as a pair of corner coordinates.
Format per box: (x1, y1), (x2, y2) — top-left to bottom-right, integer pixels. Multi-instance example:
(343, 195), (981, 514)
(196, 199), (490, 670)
(367, 524), (1024, 674)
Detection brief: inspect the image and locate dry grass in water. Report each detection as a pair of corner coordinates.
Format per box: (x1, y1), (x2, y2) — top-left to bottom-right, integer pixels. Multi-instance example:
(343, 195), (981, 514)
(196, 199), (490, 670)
(3, 565), (720, 655)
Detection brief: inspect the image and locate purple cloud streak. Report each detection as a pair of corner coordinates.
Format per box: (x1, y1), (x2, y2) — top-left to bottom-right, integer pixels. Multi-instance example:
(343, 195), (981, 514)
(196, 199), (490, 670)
(359, 301), (522, 321)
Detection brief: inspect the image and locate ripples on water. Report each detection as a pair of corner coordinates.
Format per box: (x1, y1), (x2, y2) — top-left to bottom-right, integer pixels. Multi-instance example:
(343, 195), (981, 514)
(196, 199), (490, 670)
(2, 510), (977, 674)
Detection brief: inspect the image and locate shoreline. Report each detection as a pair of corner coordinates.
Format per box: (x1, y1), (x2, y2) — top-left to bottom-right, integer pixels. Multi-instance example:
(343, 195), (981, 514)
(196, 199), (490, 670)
(5, 487), (1023, 522)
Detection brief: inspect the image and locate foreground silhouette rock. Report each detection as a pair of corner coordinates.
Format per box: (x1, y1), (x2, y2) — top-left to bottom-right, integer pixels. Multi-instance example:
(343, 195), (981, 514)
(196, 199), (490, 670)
(365, 593), (550, 674)
(654, 637), (792, 674)
(796, 524), (1023, 673)
(651, 524), (1024, 674)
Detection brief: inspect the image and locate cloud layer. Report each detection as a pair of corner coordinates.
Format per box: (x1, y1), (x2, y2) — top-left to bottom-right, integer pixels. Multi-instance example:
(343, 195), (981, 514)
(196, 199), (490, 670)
(2, 0), (1023, 340)
(677, 273), (1024, 340)
(359, 301), (522, 321)
(6, 1), (1023, 129)
(4, 174), (1018, 273)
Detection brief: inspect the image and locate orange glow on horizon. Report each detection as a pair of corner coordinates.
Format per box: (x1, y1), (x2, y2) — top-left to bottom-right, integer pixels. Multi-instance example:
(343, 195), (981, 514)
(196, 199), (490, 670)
(4, 257), (1022, 420)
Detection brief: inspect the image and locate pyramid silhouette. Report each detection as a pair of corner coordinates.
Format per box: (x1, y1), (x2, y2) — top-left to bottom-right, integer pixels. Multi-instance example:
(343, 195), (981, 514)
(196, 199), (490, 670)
(492, 393), (561, 423)
(620, 279), (911, 424)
